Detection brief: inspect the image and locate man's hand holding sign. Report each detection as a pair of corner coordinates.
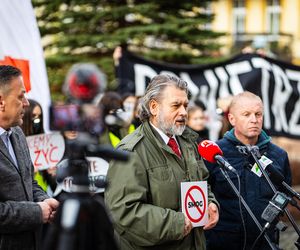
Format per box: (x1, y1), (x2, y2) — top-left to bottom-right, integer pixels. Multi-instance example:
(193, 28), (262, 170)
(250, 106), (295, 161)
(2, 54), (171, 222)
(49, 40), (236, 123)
(204, 202), (219, 230)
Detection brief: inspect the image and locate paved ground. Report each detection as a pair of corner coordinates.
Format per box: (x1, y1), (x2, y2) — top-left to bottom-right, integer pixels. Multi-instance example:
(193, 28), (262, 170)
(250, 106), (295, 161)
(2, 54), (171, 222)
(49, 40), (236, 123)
(279, 221), (299, 250)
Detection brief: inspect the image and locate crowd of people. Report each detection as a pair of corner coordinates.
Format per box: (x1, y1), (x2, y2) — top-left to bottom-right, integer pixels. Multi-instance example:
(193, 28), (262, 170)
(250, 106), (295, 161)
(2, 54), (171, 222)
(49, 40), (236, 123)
(0, 62), (293, 250)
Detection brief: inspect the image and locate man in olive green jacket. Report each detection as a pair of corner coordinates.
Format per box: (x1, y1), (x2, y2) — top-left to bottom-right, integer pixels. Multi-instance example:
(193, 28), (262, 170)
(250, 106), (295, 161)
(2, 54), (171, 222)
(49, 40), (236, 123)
(105, 74), (219, 250)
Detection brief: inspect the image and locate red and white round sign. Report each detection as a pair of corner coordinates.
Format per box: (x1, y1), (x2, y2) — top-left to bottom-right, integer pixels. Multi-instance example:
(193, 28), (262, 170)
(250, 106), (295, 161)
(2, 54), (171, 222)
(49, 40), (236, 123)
(184, 185), (207, 223)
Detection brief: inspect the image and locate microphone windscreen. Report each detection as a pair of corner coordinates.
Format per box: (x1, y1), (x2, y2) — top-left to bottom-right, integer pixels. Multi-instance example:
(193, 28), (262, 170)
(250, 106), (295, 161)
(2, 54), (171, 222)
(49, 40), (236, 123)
(198, 140), (223, 163)
(63, 63), (107, 103)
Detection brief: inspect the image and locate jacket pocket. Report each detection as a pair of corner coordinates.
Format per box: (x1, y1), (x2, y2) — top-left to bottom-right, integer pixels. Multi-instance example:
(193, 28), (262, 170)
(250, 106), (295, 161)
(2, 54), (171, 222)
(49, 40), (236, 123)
(147, 164), (179, 209)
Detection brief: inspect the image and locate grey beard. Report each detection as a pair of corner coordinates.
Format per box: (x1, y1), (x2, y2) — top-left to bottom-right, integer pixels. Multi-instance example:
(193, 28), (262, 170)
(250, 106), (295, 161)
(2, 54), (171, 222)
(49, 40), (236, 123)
(158, 120), (186, 136)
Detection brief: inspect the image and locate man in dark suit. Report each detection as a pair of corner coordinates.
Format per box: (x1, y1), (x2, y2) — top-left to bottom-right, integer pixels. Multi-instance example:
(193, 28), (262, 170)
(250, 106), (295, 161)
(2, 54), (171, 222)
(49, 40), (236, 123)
(0, 65), (59, 250)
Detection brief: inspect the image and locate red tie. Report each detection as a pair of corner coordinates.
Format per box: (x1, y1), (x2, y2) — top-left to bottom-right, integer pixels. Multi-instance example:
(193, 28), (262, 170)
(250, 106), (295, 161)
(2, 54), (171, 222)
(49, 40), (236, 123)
(168, 138), (181, 158)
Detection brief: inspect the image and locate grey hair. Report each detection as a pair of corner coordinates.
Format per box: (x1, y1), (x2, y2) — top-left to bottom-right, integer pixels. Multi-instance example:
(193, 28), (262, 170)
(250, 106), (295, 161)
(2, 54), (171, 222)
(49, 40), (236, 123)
(138, 74), (188, 122)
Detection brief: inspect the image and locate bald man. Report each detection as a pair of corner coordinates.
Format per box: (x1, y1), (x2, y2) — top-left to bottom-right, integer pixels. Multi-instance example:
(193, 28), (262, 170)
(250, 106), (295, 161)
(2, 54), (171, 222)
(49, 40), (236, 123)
(204, 91), (292, 250)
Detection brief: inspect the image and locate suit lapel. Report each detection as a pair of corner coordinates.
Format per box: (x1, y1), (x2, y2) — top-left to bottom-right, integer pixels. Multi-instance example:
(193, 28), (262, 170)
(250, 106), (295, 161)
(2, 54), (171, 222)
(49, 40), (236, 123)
(10, 128), (32, 201)
(0, 135), (20, 171)
(10, 131), (24, 175)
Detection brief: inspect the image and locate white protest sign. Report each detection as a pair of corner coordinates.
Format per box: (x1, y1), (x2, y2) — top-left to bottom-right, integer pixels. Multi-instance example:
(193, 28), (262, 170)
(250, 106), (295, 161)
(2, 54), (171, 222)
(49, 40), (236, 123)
(26, 133), (65, 171)
(181, 181), (208, 227)
(56, 157), (109, 194)
(86, 157), (109, 193)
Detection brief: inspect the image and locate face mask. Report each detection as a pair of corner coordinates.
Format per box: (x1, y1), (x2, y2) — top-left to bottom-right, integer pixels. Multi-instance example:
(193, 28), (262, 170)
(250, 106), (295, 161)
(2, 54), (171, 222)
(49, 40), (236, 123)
(123, 102), (135, 113)
(32, 117), (43, 134)
(105, 109), (126, 126)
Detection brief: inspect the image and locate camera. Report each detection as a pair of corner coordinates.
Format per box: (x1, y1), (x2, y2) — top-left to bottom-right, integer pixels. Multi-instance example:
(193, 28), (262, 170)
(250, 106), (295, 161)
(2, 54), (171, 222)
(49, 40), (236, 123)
(43, 64), (124, 250)
(49, 103), (104, 136)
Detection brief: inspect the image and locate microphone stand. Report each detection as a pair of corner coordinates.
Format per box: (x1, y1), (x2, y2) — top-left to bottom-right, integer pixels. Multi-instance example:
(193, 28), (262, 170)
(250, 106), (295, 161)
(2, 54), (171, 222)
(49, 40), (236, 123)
(219, 167), (279, 250)
(246, 145), (300, 249)
(281, 182), (300, 202)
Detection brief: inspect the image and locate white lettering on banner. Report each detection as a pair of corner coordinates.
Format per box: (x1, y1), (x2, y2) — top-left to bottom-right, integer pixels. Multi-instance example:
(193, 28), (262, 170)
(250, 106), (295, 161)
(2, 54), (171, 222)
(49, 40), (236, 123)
(202, 70), (221, 141)
(180, 72), (200, 97)
(286, 70), (300, 135)
(134, 64), (156, 96)
(226, 61), (251, 95)
(197, 84), (209, 105)
(252, 58), (272, 129)
(272, 64), (292, 132)
(131, 58), (300, 137)
(134, 65), (201, 98)
(215, 67), (230, 98)
(203, 69), (218, 111)
(160, 70), (178, 78)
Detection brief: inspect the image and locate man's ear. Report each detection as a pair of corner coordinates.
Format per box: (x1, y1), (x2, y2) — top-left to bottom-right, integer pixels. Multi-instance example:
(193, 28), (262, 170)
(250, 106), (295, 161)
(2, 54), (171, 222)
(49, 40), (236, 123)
(228, 112), (235, 127)
(149, 99), (158, 116)
(0, 95), (5, 112)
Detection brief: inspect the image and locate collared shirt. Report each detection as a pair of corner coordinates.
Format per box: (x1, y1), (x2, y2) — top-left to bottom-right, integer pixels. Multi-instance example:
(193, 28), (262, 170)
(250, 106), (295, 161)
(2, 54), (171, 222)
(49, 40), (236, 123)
(150, 122), (181, 153)
(0, 127), (13, 147)
(0, 127), (18, 168)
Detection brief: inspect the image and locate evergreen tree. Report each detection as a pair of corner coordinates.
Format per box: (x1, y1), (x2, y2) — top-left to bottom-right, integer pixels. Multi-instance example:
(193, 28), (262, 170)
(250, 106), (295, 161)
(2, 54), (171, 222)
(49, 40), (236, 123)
(32, 0), (224, 100)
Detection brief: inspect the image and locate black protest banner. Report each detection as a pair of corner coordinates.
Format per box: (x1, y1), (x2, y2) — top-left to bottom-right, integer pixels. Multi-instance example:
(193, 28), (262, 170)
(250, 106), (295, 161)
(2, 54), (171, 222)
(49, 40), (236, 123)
(117, 51), (300, 139)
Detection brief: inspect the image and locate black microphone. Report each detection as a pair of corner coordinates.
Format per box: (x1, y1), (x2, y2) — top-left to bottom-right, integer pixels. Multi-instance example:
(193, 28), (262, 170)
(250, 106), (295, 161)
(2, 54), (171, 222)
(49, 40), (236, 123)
(265, 165), (300, 201)
(198, 140), (237, 173)
(86, 144), (130, 162)
(240, 146), (300, 201)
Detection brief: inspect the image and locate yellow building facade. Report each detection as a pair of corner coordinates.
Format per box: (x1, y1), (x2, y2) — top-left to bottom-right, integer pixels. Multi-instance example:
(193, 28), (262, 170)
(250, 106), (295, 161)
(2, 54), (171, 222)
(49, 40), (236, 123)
(211, 0), (300, 64)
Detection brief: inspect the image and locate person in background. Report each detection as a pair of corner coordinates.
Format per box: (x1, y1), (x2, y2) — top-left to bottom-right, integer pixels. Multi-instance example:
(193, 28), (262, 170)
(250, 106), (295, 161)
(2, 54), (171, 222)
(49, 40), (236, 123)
(21, 99), (44, 135)
(113, 46), (136, 94)
(0, 65), (59, 250)
(98, 91), (129, 147)
(20, 99), (57, 197)
(187, 105), (209, 143)
(204, 91), (292, 250)
(105, 74), (219, 250)
(122, 92), (141, 132)
(216, 95), (233, 139)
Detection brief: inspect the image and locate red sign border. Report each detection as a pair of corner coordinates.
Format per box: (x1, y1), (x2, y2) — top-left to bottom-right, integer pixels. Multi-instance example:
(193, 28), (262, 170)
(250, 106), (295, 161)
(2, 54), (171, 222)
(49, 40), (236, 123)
(184, 185), (207, 223)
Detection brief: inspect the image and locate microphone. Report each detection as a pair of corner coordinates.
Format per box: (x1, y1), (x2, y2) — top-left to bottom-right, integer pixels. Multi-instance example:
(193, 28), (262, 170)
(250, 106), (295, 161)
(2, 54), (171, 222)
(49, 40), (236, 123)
(86, 144), (130, 162)
(198, 140), (237, 173)
(265, 165), (300, 201)
(63, 63), (107, 103)
(240, 146), (300, 201)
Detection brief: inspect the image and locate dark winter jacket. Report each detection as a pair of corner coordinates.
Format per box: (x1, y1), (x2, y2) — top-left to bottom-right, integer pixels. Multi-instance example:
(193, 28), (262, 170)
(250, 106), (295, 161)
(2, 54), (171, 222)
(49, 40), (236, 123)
(204, 129), (291, 248)
(0, 126), (49, 250)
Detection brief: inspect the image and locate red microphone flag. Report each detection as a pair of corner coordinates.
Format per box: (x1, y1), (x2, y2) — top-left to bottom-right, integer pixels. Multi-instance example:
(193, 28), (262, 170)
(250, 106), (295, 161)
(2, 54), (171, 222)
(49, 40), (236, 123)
(198, 140), (223, 163)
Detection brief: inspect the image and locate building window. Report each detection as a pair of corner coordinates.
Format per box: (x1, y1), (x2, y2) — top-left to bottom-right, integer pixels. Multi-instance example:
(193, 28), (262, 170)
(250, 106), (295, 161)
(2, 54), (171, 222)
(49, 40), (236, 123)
(233, 0), (246, 34)
(266, 0), (281, 34)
